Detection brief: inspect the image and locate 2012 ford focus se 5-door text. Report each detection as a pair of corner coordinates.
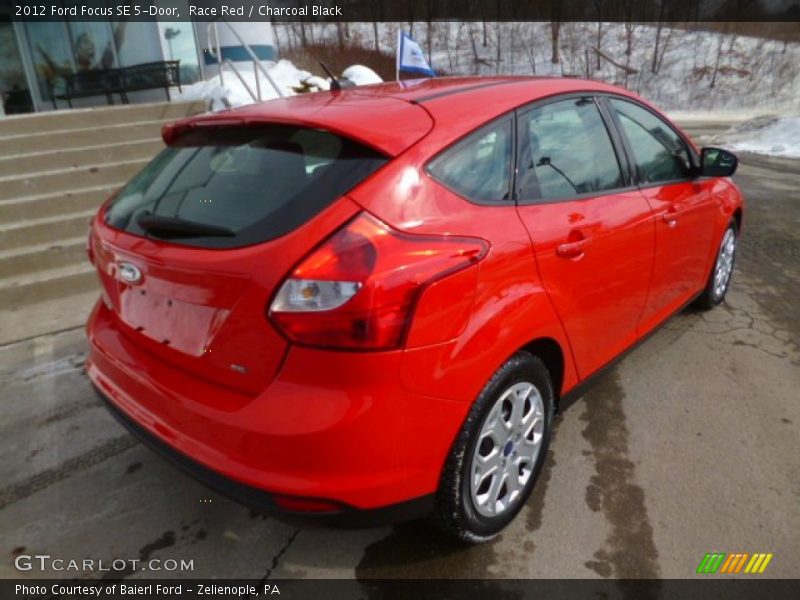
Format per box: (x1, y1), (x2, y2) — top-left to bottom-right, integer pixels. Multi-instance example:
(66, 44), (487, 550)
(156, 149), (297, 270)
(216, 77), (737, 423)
(86, 77), (744, 541)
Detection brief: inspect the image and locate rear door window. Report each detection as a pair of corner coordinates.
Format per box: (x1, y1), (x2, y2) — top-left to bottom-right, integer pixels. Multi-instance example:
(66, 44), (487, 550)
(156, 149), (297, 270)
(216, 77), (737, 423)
(427, 119), (513, 204)
(104, 126), (387, 248)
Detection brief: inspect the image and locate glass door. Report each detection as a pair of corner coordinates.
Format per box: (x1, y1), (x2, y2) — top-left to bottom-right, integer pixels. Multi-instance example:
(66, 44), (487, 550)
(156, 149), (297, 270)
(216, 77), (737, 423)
(0, 16), (34, 115)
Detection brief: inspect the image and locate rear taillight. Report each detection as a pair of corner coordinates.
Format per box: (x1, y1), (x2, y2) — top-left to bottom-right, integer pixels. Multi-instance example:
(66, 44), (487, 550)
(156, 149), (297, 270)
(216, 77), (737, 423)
(86, 228), (95, 265)
(89, 189), (120, 266)
(269, 212), (488, 350)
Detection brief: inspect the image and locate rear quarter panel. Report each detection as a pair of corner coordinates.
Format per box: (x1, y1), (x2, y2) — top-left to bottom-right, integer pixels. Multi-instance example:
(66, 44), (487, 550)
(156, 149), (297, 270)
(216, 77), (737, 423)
(350, 140), (579, 405)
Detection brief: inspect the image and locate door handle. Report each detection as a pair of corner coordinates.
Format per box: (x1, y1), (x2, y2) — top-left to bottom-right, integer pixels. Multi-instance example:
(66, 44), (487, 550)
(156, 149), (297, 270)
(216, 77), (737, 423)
(661, 205), (680, 228)
(556, 237), (589, 259)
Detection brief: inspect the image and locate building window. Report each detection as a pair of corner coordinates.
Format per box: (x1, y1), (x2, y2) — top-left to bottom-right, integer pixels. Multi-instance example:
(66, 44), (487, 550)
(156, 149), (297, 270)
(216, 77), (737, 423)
(0, 17), (33, 114)
(158, 21), (200, 84)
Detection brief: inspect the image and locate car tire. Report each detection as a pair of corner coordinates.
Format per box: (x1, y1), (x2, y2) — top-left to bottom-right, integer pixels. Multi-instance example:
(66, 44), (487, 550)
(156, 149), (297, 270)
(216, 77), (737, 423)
(432, 351), (554, 543)
(695, 221), (738, 311)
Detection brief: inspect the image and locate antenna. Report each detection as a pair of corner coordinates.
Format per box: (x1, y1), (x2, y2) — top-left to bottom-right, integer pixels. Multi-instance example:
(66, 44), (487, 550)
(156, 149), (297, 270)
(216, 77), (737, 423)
(317, 61), (341, 92)
(303, 45), (342, 92)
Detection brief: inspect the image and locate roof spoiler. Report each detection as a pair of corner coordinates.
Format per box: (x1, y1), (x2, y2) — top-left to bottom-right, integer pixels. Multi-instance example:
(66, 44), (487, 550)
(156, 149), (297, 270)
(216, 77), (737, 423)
(161, 117), (247, 145)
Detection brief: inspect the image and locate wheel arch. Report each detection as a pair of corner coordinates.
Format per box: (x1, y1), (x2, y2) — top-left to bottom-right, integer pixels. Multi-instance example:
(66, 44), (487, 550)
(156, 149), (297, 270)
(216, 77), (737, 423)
(520, 337), (566, 413)
(733, 207), (743, 233)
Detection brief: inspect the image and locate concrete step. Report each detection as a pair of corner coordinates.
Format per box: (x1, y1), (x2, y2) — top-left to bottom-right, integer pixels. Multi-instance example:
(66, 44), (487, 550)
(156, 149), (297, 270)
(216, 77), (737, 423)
(0, 210), (94, 250)
(0, 236), (86, 279)
(0, 121), (165, 157)
(0, 139), (163, 178)
(0, 291), (97, 347)
(0, 184), (118, 223)
(0, 262), (97, 307)
(0, 101), (204, 138)
(0, 159), (146, 202)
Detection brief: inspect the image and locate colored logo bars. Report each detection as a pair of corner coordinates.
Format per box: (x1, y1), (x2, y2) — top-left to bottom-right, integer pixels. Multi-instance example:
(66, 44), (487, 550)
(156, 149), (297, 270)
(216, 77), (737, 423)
(696, 552), (774, 574)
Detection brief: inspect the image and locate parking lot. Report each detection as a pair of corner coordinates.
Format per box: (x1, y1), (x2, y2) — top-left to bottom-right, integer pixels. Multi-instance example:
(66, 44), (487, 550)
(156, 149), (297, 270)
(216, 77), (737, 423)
(1, 145), (798, 581)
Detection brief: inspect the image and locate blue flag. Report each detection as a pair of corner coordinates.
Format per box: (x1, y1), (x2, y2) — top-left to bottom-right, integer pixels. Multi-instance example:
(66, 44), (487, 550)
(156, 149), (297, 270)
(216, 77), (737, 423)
(396, 31), (435, 78)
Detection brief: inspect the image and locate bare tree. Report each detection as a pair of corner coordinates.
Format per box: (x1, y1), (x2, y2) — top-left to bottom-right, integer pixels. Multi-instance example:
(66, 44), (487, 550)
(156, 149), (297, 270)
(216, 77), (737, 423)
(652, 0), (666, 73)
(550, 22), (561, 64)
(407, 0), (417, 37)
(444, 22), (457, 70)
(479, 0), (489, 47)
(592, 0), (605, 70)
(369, 2), (383, 52)
(495, 23), (503, 74)
(467, 22), (492, 74)
(426, 0), (434, 63)
(550, 0), (562, 64)
(293, 1), (307, 46)
(621, 0), (636, 56)
(654, 25), (675, 75)
(524, 23), (539, 74)
(335, 23), (345, 50)
(710, 26), (728, 89)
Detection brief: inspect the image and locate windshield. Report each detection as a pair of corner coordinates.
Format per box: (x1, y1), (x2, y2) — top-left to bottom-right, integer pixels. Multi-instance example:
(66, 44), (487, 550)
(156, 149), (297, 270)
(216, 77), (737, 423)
(104, 125), (387, 248)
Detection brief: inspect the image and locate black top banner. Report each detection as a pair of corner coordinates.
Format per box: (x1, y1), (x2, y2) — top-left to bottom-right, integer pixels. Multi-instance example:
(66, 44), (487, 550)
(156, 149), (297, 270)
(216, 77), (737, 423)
(4, 0), (800, 23)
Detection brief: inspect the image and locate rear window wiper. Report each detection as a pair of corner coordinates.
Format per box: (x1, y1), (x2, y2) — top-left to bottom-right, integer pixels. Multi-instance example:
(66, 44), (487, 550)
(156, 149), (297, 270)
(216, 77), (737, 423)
(136, 213), (235, 238)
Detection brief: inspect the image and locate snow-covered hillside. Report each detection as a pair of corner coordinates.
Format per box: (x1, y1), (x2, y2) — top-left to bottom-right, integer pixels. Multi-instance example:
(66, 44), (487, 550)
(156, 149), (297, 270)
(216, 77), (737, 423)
(275, 22), (800, 113)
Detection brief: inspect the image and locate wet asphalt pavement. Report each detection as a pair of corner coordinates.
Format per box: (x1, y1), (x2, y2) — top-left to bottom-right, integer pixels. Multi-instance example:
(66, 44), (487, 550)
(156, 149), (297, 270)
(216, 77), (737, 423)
(1, 145), (798, 581)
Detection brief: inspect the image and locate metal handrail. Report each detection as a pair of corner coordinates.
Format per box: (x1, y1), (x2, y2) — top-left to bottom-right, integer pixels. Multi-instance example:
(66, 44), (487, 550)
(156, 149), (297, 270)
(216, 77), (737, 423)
(205, 19), (284, 101)
(219, 59), (259, 104)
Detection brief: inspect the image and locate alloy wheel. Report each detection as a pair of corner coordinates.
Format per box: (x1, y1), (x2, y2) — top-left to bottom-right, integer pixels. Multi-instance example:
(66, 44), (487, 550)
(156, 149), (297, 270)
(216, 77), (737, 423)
(469, 381), (545, 517)
(713, 228), (736, 300)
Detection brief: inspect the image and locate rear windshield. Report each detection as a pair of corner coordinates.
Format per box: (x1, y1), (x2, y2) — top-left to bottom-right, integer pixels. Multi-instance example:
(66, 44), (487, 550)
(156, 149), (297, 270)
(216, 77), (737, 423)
(104, 125), (387, 248)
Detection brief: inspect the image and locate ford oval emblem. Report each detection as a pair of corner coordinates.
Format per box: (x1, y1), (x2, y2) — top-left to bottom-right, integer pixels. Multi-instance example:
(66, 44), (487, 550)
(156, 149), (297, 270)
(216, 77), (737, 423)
(118, 262), (142, 284)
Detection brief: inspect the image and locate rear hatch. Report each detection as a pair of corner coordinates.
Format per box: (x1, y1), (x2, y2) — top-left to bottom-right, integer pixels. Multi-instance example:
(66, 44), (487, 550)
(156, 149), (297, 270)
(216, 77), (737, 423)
(90, 121), (407, 394)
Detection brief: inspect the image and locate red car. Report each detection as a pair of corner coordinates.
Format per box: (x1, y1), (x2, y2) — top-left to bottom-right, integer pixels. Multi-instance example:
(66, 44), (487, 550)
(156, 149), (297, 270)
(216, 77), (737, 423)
(86, 77), (743, 541)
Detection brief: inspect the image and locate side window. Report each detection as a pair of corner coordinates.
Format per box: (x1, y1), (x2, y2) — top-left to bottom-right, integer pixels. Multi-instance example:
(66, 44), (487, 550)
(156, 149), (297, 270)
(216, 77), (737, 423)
(428, 119), (512, 203)
(517, 98), (624, 202)
(610, 98), (691, 184)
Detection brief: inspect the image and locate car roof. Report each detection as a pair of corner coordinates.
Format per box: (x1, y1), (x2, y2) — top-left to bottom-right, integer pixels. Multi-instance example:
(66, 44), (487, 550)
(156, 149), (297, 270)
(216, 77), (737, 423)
(164, 77), (642, 157)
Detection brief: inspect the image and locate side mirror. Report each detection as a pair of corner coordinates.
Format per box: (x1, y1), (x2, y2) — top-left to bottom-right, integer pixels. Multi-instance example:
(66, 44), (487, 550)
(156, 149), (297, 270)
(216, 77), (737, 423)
(700, 147), (738, 177)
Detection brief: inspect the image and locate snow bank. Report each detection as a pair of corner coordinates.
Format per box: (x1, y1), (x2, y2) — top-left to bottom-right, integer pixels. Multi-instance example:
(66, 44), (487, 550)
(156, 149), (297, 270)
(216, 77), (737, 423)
(341, 65), (382, 86)
(177, 60), (310, 110)
(726, 116), (800, 159)
(177, 60), (383, 111)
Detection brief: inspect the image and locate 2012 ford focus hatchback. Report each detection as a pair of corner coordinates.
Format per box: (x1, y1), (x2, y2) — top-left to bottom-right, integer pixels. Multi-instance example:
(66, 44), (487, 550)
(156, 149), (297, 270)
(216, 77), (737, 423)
(86, 77), (744, 541)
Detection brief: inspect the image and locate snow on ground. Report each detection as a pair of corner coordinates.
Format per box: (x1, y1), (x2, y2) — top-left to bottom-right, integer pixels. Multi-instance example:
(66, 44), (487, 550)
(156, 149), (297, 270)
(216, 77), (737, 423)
(177, 60), (313, 110)
(177, 60), (382, 111)
(724, 117), (800, 159)
(341, 65), (382, 86)
(666, 108), (788, 123)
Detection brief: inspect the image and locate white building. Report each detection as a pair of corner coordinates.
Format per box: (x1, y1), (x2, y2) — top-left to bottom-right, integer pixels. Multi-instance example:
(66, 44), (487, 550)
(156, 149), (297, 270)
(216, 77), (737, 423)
(0, 3), (276, 115)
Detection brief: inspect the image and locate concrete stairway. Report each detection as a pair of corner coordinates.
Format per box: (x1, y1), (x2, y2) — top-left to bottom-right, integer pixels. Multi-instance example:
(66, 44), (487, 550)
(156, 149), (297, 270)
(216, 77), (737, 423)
(0, 101), (204, 345)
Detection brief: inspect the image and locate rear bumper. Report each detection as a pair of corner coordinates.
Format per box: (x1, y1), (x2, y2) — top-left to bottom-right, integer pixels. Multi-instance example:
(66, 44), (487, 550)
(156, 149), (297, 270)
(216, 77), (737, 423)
(86, 300), (466, 518)
(95, 384), (433, 526)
